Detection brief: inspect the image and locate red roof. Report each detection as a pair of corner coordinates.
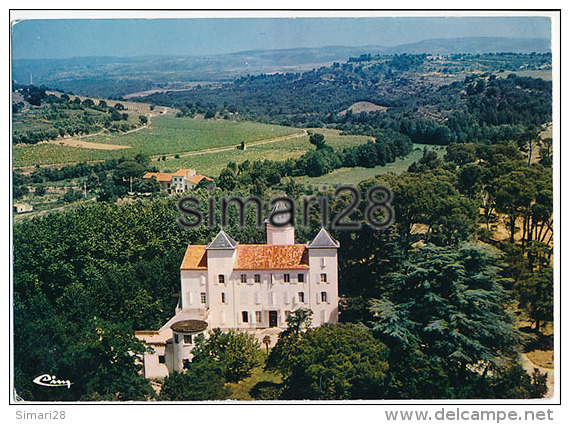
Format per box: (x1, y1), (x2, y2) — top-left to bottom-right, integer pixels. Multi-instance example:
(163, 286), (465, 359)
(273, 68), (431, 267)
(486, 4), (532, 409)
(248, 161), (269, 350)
(235, 245), (309, 270)
(142, 172), (174, 182)
(180, 244), (309, 270)
(173, 169), (191, 177)
(187, 174), (214, 184)
(180, 245), (208, 270)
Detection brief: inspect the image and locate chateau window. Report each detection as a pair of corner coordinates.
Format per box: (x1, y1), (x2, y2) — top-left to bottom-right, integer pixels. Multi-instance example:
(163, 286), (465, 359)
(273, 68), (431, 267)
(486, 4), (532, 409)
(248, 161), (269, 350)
(283, 273), (290, 283)
(298, 273), (305, 283)
(321, 292), (328, 303)
(242, 311), (249, 323)
(221, 292), (226, 304)
(298, 292), (305, 303)
(200, 292), (207, 304)
(320, 273), (328, 283)
(174, 334), (179, 343)
(240, 274), (247, 284)
(158, 355), (165, 364)
(184, 335), (193, 345)
(255, 311), (262, 323)
(254, 274), (261, 283)
(218, 274), (225, 284)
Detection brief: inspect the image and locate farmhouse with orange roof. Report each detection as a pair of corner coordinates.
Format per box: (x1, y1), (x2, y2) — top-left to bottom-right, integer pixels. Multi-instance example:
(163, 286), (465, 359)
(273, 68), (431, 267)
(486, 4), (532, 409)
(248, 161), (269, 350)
(142, 168), (213, 194)
(135, 203), (339, 378)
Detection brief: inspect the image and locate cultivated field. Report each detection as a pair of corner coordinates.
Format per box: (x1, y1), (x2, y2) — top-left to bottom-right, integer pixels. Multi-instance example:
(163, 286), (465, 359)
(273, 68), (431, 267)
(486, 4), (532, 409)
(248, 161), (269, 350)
(153, 128), (371, 177)
(13, 116), (301, 167)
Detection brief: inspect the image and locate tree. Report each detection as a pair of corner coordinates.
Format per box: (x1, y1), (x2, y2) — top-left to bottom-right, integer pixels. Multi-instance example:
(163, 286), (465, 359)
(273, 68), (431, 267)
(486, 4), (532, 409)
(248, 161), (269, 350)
(491, 362), (548, 399)
(159, 361), (228, 401)
(75, 319), (154, 401)
(114, 161), (145, 185)
(191, 329), (262, 382)
(262, 335), (271, 355)
(133, 176), (161, 194)
(217, 167), (237, 191)
(139, 115), (148, 125)
(269, 323), (390, 400)
(35, 185), (46, 197)
(370, 243), (524, 373)
(445, 142), (477, 166)
(365, 171), (478, 245)
(308, 132), (326, 149)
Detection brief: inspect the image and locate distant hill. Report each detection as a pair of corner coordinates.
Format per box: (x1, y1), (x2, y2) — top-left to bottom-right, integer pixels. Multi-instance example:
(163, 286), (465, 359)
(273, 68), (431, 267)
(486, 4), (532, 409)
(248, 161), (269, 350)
(384, 37), (550, 55)
(11, 36), (550, 98)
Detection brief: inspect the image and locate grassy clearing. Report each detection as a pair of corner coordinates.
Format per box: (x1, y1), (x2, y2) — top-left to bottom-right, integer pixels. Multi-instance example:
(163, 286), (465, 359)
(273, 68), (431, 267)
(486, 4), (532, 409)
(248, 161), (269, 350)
(297, 144), (447, 187)
(225, 365), (282, 401)
(496, 69), (552, 81)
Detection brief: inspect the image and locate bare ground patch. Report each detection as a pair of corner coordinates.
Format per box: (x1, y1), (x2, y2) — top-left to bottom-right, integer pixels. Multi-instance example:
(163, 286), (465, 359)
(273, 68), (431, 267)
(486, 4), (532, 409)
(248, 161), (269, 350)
(338, 101), (389, 116)
(44, 138), (131, 150)
(527, 350), (554, 369)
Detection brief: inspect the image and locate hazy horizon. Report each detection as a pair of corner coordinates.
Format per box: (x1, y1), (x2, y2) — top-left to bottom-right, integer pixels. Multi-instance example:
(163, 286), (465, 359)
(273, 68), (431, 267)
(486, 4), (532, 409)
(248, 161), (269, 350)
(11, 15), (551, 61)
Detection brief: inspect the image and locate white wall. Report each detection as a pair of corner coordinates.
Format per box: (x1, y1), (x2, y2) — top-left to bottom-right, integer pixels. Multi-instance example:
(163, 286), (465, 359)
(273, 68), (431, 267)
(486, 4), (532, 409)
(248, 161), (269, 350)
(308, 248), (339, 326)
(142, 345), (169, 379)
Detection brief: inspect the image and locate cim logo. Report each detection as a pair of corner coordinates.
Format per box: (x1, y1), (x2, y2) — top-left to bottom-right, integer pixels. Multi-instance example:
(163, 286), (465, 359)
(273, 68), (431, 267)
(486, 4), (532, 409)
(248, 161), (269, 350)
(33, 374), (72, 389)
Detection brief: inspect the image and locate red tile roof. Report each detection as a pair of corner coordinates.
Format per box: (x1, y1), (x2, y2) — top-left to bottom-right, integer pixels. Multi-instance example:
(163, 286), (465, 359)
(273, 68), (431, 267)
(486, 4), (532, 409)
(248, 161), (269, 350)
(180, 244), (309, 270)
(187, 174), (214, 184)
(142, 172), (174, 182)
(143, 170), (213, 185)
(180, 246), (208, 270)
(235, 245), (309, 270)
(173, 169), (191, 177)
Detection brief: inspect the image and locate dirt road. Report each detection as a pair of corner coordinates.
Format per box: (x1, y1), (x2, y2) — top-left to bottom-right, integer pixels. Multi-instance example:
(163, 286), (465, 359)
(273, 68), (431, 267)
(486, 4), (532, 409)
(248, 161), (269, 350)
(150, 129), (308, 161)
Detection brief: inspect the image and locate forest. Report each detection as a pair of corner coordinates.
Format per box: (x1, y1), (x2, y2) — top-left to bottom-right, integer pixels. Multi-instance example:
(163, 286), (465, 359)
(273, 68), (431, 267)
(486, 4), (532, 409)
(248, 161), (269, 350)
(12, 51), (554, 401)
(13, 134), (553, 400)
(140, 53), (551, 146)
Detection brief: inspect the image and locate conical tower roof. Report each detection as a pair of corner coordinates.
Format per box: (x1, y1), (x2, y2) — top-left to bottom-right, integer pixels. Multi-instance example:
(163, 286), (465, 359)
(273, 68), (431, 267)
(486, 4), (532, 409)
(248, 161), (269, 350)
(307, 227), (340, 249)
(265, 200), (294, 226)
(206, 230), (238, 250)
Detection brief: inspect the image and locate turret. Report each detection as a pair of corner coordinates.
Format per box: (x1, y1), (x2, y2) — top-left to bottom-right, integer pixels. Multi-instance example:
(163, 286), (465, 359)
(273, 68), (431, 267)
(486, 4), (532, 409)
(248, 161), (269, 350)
(266, 200), (295, 245)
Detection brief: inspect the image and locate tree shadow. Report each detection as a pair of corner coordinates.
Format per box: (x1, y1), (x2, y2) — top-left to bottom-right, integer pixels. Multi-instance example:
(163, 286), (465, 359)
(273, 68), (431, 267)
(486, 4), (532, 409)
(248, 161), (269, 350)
(519, 325), (553, 352)
(249, 381), (283, 400)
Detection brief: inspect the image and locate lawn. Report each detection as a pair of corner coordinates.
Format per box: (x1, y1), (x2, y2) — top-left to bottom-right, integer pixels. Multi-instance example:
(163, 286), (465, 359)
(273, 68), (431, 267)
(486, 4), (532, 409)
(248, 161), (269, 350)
(296, 144), (447, 187)
(225, 365), (282, 401)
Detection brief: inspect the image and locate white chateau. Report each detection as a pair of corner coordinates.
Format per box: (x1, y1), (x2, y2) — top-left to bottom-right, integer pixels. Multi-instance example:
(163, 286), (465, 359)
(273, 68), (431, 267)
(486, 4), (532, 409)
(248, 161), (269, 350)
(135, 205), (340, 379)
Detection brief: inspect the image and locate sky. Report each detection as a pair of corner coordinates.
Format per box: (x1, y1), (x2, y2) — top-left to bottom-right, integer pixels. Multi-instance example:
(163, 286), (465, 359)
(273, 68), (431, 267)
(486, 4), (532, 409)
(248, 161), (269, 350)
(10, 13), (552, 60)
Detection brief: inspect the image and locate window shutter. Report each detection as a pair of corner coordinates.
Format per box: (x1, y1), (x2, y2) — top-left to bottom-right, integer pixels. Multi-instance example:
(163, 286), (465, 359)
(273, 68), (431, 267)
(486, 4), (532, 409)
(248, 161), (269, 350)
(284, 291), (290, 304)
(255, 292), (261, 305)
(316, 293), (321, 304)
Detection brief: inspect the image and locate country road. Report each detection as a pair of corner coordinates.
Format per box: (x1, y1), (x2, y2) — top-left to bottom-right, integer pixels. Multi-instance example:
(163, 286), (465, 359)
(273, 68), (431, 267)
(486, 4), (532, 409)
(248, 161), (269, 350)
(519, 352), (555, 398)
(14, 127), (308, 173)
